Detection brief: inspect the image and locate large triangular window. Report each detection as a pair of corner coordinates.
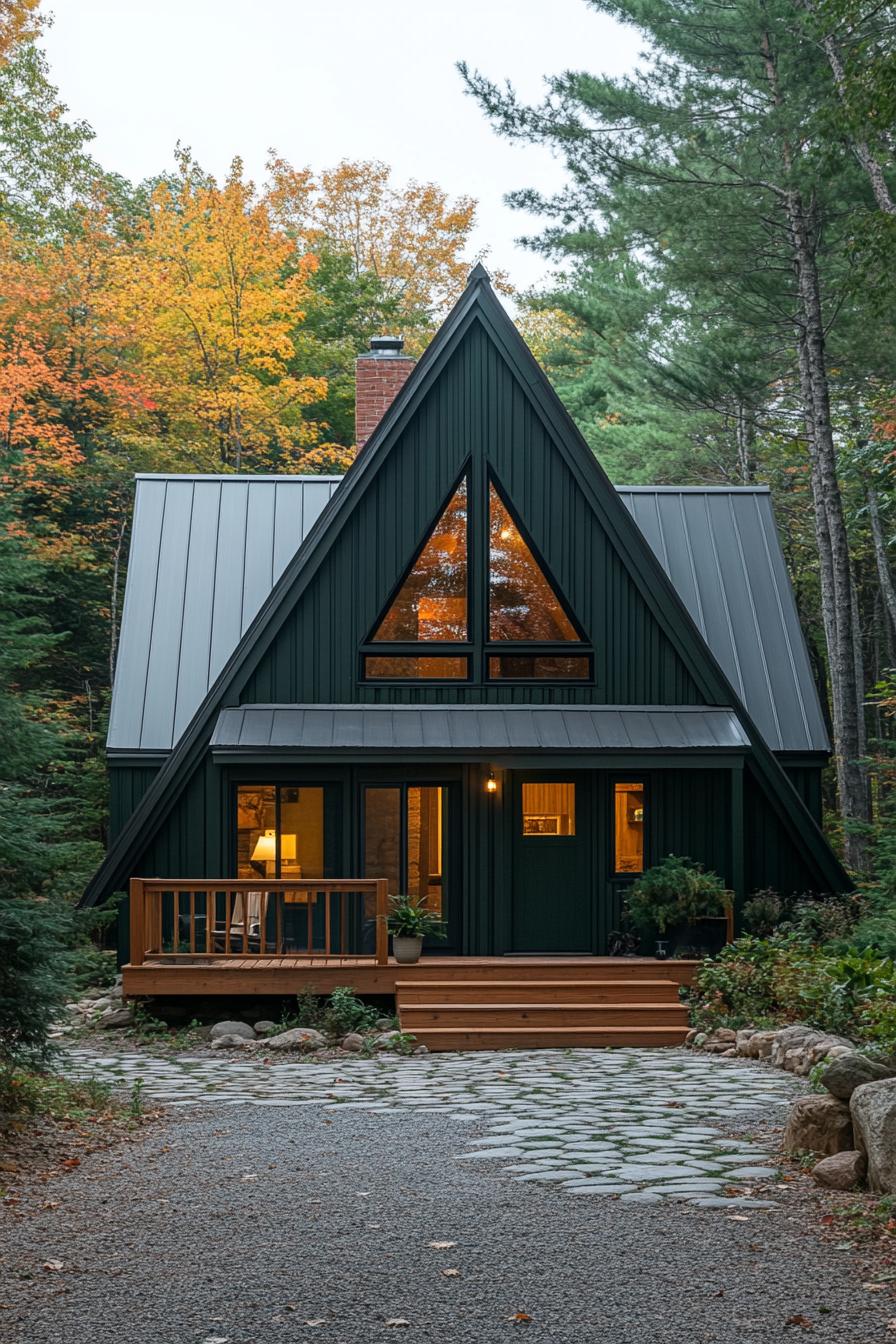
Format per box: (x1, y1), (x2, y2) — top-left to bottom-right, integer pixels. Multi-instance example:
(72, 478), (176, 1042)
(371, 477), (469, 643)
(361, 471), (591, 682)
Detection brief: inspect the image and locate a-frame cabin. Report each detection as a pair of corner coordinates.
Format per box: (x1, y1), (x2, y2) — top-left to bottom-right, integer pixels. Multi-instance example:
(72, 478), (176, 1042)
(81, 266), (848, 1049)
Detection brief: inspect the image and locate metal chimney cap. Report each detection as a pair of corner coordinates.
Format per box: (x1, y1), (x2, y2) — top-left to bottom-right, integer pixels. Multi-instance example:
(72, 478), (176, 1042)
(366, 335), (405, 356)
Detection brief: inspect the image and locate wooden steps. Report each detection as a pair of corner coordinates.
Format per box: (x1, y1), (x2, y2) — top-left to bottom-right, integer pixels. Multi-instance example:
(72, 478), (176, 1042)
(396, 964), (691, 1051)
(396, 978), (678, 1004)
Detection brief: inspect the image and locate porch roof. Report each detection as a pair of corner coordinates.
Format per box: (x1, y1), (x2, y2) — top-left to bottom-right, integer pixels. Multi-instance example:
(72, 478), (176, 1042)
(209, 703), (749, 756)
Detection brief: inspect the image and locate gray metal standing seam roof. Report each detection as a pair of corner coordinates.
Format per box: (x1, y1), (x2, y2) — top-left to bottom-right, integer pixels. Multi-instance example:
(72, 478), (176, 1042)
(210, 704), (749, 754)
(107, 475), (829, 756)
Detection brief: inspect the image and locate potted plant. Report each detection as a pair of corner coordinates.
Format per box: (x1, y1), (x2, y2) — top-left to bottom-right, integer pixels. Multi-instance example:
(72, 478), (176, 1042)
(383, 894), (447, 964)
(624, 855), (733, 956)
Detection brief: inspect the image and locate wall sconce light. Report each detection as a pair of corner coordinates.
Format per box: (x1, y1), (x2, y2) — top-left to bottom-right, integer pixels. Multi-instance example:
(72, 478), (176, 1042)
(485, 770), (498, 795)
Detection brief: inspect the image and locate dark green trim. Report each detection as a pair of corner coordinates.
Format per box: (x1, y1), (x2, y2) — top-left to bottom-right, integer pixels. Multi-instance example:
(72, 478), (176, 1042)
(82, 267), (850, 907)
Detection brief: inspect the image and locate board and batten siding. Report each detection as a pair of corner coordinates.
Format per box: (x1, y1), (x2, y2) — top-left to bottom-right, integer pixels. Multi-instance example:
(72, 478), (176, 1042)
(242, 322), (702, 708)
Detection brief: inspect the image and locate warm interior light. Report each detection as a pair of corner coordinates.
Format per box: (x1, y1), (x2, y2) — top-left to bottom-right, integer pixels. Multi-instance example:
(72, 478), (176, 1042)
(251, 830), (277, 862)
(485, 771), (498, 794)
(499, 527), (513, 541)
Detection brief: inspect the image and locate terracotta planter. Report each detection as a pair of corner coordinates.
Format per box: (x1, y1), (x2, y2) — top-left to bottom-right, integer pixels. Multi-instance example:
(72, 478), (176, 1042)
(392, 935), (423, 965)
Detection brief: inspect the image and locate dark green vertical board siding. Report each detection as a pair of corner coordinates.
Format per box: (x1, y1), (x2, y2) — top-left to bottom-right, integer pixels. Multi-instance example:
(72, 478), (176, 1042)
(650, 770), (732, 882)
(745, 766), (823, 896)
(109, 764), (163, 840)
(783, 766), (823, 825)
(243, 322), (701, 708)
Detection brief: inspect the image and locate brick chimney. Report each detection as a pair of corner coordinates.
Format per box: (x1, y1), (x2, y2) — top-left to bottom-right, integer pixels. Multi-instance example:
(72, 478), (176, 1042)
(355, 336), (416, 447)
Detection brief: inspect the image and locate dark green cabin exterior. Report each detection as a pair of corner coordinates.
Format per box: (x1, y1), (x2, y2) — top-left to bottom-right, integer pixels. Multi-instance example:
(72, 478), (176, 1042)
(87, 268), (847, 967)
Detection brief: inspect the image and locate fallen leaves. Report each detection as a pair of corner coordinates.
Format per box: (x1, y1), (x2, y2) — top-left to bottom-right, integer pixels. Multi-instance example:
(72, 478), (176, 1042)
(785, 1315), (813, 1330)
(441, 1268), (461, 1278)
(41, 1261), (64, 1273)
(384, 1319), (411, 1328)
(509, 1312), (533, 1324)
(428, 1240), (456, 1249)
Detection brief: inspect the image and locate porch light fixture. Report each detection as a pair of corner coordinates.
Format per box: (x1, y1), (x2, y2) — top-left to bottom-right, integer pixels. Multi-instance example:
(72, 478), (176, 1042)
(485, 770), (498, 794)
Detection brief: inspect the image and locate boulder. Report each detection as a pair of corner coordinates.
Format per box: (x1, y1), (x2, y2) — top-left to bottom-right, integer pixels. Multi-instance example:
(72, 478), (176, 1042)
(98, 1007), (134, 1030)
(340, 1033), (364, 1052)
(693, 1032), (708, 1048)
(211, 1034), (253, 1049)
(90, 997), (113, 1013)
(822, 1053), (895, 1101)
(263, 1027), (326, 1052)
(413, 1044), (429, 1055)
(851, 1078), (896, 1192)
(685, 1028), (699, 1045)
(374, 1031), (406, 1050)
(209, 1020), (256, 1042)
(783, 1094), (854, 1156)
(812, 1150), (867, 1191)
(750, 1030), (779, 1059)
(735, 1028), (757, 1054)
(252, 1020), (278, 1036)
(772, 1027), (822, 1069)
(375, 1017), (394, 1031)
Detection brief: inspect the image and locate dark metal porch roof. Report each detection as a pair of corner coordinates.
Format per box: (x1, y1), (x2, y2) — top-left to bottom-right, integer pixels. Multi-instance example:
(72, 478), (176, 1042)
(210, 704), (749, 755)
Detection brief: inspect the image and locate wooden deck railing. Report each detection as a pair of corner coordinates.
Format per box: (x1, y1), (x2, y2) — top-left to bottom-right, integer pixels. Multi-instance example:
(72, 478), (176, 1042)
(129, 878), (389, 967)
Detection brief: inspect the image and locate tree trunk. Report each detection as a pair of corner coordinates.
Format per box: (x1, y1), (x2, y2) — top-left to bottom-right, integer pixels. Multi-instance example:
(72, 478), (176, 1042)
(867, 483), (896, 638)
(788, 196), (871, 869)
(820, 29), (896, 215)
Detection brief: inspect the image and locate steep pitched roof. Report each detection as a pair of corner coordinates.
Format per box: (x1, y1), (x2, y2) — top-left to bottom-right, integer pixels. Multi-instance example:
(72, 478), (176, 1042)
(82, 267), (848, 906)
(108, 478), (827, 755)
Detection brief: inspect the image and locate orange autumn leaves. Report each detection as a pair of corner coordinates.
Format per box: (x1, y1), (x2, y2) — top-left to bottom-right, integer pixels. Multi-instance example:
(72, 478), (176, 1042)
(0, 154), (480, 483)
(110, 156), (329, 471)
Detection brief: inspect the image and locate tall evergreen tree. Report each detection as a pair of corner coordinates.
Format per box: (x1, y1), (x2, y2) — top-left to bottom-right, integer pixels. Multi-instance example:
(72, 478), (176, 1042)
(462, 0), (896, 870)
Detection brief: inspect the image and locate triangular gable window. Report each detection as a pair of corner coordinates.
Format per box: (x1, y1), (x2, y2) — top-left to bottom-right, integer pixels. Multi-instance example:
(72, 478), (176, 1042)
(371, 477), (469, 642)
(362, 472), (591, 682)
(488, 482), (580, 642)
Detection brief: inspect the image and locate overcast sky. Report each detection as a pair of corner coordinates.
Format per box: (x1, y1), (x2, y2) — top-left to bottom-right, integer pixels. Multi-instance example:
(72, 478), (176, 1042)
(44, 0), (641, 293)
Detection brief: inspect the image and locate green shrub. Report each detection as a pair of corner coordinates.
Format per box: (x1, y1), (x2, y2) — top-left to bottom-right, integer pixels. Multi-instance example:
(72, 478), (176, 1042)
(625, 855), (731, 936)
(321, 986), (379, 1039)
(742, 890), (782, 937)
(0, 893), (73, 1071)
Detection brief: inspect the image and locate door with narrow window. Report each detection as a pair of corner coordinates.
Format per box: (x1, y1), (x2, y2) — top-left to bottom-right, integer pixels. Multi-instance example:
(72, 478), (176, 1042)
(509, 773), (593, 953)
(360, 782), (459, 952)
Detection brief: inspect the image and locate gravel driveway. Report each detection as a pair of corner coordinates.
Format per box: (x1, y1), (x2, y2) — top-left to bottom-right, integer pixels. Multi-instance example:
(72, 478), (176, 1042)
(1, 1050), (892, 1343)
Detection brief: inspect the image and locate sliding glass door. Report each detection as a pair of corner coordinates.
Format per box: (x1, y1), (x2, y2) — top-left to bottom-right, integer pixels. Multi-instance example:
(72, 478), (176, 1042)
(361, 783), (456, 950)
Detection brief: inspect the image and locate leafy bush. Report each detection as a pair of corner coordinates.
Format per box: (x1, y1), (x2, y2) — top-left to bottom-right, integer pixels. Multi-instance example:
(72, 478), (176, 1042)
(742, 890), (782, 937)
(689, 934), (896, 1039)
(321, 986), (379, 1039)
(624, 856), (731, 935)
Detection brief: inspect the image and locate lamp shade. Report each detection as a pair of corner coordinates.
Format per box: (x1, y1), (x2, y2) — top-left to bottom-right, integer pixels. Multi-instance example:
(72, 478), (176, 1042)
(280, 834), (297, 861)
(251, 829), (277, 862)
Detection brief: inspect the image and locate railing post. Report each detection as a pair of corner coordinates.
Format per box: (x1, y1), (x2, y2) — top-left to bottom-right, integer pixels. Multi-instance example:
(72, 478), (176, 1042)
(129, 878), (145, 967)
(375, 879), (389, 966)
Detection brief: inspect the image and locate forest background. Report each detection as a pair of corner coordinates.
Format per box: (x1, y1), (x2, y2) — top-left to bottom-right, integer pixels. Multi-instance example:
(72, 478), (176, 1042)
(2, 0), (895, 987)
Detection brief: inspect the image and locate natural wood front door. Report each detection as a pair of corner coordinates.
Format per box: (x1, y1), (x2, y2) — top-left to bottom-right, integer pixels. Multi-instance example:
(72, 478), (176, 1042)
(509, 772), (593, 953)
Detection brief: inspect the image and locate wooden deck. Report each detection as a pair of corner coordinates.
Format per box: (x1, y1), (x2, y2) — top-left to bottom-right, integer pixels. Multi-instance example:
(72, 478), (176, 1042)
(122, 954), (697, 998)
(123, 879), (700, 1049)
(121, 954), (697, 1050)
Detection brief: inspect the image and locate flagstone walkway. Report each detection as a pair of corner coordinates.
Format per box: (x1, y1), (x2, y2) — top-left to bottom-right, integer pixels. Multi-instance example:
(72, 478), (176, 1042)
(64, 1045), (799, 1207)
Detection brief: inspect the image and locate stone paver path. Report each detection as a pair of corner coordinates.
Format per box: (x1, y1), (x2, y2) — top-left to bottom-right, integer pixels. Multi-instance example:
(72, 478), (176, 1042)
(64, 1046), (800, 1209)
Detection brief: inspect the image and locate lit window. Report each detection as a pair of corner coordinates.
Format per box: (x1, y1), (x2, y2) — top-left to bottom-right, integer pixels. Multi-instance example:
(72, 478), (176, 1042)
(489, 484), (580, 642)
(363, 785), (445, 919)
(614, 782), (645, 874)
(372, 480), (468, 641)
(522, 782), (576, 836)
(236, 785), (325, 882)
(362, 655), (469, 680)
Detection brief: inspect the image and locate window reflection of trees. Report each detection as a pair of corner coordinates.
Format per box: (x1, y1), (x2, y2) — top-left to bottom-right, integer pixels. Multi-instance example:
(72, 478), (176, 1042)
(372, 480), (468, 641)
(488, 485), (579, 642)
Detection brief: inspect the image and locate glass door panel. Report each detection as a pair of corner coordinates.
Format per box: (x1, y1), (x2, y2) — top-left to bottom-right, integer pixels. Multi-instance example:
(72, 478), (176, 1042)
(361, 782), (453, 949)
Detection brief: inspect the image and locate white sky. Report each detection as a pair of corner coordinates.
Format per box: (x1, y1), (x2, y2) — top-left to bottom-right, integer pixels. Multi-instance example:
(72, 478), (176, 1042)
(44, 0), (641, 293)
